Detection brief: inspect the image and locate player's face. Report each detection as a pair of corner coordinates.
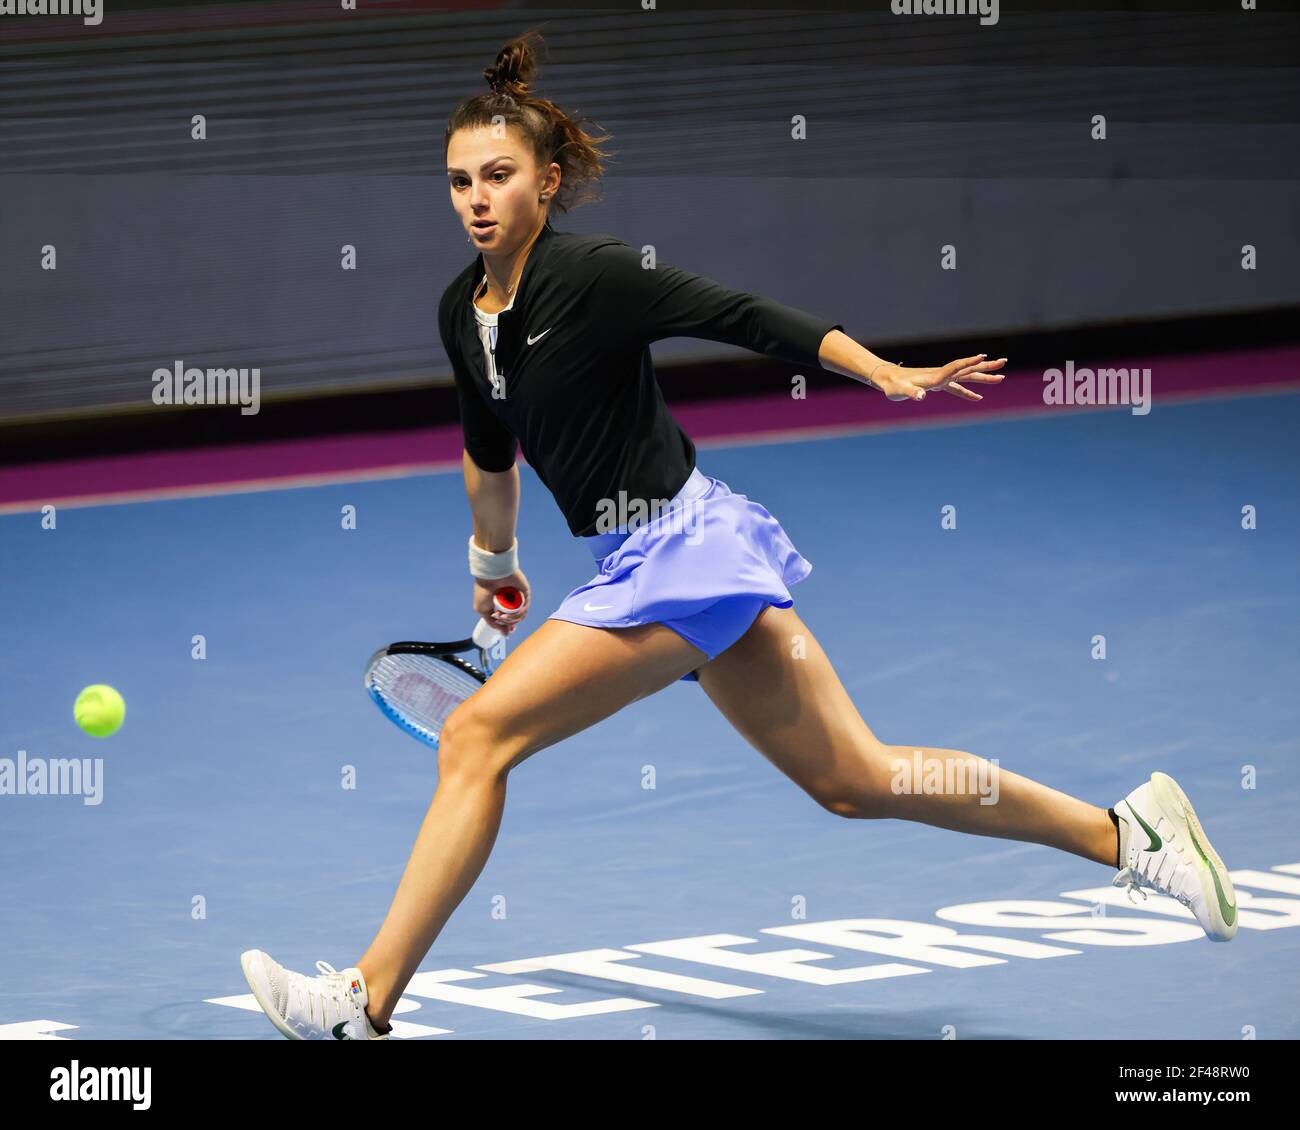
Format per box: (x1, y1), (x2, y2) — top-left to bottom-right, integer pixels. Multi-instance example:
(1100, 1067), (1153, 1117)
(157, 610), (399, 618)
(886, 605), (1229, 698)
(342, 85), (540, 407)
(446, 126), (549, 254)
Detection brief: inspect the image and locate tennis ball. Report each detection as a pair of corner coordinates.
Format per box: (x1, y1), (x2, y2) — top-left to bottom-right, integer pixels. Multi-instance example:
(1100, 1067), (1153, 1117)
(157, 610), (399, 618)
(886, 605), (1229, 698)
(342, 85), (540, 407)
(74, 684), (126, 738)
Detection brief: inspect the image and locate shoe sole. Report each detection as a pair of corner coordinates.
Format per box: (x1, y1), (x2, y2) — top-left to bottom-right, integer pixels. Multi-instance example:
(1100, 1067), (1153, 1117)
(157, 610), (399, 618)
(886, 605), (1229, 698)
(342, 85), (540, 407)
(1150, 772), (1238, 942)
(240, 950), (304, 1040)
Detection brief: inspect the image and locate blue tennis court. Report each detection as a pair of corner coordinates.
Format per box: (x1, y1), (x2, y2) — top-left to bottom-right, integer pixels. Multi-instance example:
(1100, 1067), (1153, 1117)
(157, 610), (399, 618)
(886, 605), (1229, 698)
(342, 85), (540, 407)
(2, 387), (1297, 1040)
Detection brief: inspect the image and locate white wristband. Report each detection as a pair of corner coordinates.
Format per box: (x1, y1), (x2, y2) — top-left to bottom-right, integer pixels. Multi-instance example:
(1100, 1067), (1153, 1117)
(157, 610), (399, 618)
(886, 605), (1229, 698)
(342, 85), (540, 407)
(468, 535), (518, 580)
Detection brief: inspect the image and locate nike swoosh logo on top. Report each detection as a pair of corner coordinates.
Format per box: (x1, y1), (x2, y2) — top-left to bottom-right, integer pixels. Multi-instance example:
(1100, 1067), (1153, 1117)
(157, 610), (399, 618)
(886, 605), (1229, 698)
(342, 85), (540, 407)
(526, 328), (552, 345)
(332, 1022), (352, 1040)
(583, 601), (613, 612)
(1130, 806), (1162, 853)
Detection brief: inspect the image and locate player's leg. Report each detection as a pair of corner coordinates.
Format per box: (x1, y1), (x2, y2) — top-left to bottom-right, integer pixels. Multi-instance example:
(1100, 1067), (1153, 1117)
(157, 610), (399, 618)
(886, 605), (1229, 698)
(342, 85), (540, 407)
(695, 604), (1117, 865)
(357, 616), (706, 1025)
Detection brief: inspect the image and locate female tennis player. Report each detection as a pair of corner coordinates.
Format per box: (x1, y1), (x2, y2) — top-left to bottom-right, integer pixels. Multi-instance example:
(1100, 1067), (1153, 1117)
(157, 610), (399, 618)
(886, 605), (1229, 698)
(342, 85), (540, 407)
(241, 32), (1237, 1040)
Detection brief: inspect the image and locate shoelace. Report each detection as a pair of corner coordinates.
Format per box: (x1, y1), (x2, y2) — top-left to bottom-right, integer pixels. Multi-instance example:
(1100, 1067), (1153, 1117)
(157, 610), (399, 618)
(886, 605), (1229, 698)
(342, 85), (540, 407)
(1116, 867), (1151, 905)
(1115, 861), (1194, 910)
(289, 961), (356, 1032)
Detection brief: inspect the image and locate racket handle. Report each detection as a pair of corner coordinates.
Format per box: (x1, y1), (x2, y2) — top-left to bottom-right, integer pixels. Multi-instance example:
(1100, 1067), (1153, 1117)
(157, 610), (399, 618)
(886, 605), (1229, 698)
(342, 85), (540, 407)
(473, 586), (521, 668)
(472, 618), (504, 650)
(493, 586), (524, 614)
(472, 586), (522, 654)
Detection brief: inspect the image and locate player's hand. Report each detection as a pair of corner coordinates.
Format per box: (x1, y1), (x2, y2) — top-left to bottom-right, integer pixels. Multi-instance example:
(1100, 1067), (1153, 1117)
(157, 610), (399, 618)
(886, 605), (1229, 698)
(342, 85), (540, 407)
(474, 572), (530, 635)
(868, 354), (1007, 402)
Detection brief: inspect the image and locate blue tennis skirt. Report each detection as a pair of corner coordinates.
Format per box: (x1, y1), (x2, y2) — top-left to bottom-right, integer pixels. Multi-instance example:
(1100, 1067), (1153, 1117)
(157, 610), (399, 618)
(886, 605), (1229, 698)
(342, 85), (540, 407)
(547, 467), (812, 682)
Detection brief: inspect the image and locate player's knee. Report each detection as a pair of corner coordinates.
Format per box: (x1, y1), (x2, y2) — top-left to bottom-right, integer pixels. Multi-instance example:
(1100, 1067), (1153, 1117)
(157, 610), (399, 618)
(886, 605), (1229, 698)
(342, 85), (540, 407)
(436, 704), (523, 784)
(814, 790), (891, 820)
(808, 761), (898, 820)
(803, 731), (900, 818)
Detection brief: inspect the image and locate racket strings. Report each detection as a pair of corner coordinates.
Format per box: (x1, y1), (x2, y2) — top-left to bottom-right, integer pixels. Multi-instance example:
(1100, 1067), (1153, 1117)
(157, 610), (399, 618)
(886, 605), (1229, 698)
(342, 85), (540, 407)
(370, 653), (480, 735)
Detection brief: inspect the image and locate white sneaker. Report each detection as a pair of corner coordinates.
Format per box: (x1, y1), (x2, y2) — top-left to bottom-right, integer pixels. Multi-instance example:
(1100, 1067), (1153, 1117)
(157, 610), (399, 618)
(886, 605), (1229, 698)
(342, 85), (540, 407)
(240, 949), (390, 1040)
(1111, 771), (1238, 942)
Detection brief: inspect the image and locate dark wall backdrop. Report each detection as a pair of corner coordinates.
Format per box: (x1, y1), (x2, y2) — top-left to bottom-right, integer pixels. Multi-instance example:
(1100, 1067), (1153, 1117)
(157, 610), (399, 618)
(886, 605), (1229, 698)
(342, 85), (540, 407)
(1, 1), (1297, 424)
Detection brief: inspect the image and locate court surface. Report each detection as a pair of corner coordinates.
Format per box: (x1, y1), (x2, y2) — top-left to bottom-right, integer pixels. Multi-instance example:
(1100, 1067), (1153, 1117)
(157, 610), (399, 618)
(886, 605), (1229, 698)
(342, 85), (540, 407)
(2, 385), (1298, 1040)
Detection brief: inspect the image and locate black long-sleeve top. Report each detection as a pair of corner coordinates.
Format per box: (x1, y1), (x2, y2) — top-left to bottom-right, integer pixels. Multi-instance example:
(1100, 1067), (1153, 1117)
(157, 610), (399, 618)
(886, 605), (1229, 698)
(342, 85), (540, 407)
(438, 220), (843, 537)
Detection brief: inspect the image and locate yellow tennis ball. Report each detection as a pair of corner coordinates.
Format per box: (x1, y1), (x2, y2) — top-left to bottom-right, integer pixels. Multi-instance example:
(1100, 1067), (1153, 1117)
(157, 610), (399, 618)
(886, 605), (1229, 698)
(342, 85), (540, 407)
(74, 684), (126, 738)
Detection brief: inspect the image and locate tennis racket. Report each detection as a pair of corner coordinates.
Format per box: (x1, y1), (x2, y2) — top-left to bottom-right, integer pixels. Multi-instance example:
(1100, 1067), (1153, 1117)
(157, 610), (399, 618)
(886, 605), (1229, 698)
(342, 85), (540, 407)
(365, 586), (524, 749)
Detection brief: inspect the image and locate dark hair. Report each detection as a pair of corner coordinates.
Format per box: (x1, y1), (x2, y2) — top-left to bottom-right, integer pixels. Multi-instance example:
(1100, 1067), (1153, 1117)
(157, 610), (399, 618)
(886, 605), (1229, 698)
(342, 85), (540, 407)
(444, 30), (614, 214)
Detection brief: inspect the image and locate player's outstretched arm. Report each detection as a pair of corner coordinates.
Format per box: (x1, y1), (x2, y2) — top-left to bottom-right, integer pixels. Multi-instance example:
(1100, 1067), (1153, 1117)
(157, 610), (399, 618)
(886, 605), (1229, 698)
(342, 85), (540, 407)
(817, 329), (1008, 403)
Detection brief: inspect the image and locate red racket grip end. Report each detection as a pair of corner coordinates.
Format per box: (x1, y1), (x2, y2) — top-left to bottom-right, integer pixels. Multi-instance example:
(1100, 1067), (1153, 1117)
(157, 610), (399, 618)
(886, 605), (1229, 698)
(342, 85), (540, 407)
(493, 586), (524, 613)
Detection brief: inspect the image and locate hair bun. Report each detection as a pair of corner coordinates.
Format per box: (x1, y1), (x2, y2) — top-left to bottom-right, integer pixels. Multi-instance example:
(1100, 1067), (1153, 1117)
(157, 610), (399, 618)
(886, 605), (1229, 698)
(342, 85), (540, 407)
(449, 30), (612, 216)
(484, 36), (537, 98)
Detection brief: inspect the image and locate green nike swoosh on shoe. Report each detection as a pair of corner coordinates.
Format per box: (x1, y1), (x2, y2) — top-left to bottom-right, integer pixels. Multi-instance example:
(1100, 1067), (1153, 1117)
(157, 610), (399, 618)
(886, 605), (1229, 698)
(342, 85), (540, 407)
(1111, 772), (1238, 942)
(1129, 806), (1162, 853)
